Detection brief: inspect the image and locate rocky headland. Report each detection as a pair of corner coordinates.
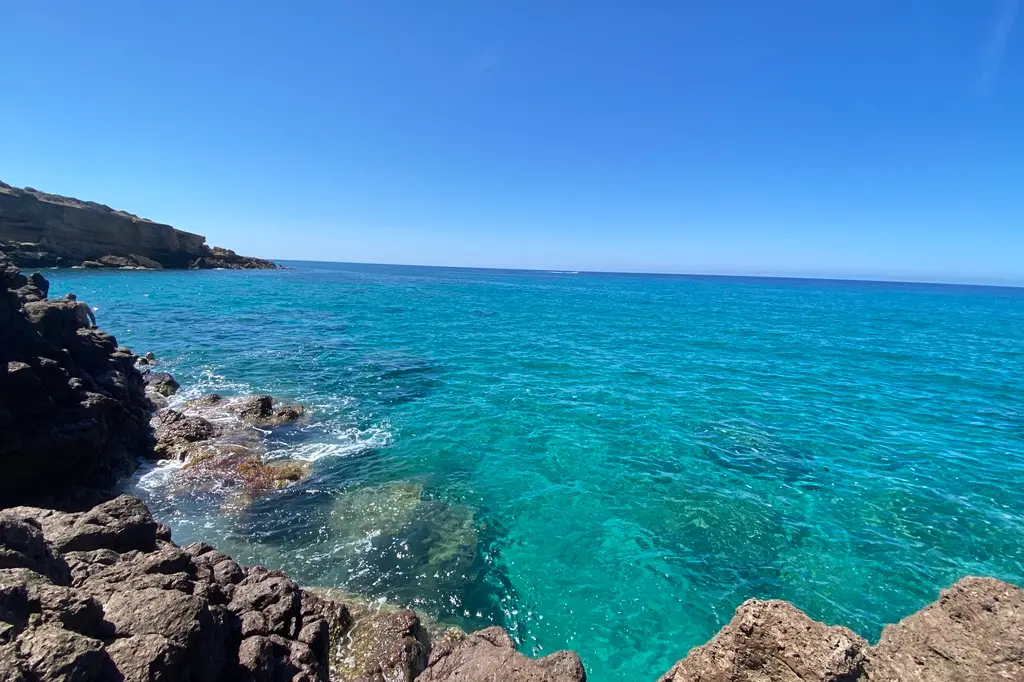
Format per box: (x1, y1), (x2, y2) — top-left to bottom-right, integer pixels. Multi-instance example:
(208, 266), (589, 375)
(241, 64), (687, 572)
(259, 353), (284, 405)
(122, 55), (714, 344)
(0, 181), (276, 270)
(1, 253), (1022, 681)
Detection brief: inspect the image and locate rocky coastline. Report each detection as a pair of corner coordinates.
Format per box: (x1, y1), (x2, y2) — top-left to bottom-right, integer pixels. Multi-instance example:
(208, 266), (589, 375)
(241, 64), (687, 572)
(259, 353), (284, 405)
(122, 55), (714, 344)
(0, 181), (277, 270)
(1, 253), (1021, 681)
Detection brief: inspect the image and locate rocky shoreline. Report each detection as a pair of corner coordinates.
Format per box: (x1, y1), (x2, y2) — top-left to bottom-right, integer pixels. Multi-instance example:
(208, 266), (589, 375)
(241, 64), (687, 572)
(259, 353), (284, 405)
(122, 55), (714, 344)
(1, 253), (1021, 681)
(1, 181), (277, 270)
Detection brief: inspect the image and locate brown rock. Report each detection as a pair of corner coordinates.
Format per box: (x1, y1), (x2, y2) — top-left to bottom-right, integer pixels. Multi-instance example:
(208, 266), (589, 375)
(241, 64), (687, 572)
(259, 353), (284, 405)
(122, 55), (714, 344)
(658, 599), (868, 682)
(331, 608), (429, 682)
(419, 625), (586, 682)
(104, 633), (186, 682)
(152, 409), (217, 460)
(868, 576), (1024, 682)
(17, 624), (107, 682)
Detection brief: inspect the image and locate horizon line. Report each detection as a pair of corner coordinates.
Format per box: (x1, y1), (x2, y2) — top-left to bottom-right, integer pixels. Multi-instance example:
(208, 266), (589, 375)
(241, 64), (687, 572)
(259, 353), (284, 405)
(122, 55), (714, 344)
(273, 258), (1024, 291)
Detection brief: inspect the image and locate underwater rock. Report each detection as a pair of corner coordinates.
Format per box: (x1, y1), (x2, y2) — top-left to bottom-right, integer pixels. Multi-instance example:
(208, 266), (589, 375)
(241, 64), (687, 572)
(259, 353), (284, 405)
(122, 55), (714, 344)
(180, 444), (310, 493)
(330, 605), (430, 682)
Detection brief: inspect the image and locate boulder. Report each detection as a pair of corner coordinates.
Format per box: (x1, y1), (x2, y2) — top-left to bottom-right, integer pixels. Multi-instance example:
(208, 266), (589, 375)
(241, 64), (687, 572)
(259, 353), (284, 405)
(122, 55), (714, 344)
(144, 370), (180, 397)
(231, 395), (306, 428)
(152, 409), (218, 460)
(0, 496), (339, 682)
(657, 599), (868, 682)
(418, 626), (586, 682)
(330, 607), (430, 682)
(868, 576), (1024, 682)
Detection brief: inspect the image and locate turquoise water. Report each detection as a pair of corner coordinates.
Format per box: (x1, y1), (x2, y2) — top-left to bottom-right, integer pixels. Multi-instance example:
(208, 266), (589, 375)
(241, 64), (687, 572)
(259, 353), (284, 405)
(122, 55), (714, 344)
(47, 262), (1024, 681)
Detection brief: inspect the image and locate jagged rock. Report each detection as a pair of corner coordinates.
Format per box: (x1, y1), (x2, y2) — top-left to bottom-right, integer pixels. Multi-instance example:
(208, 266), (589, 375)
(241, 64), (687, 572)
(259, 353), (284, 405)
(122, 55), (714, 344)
(419, 626), (586, 682)
(657, 599), (868, 682)
(0, 513), (71, 584)
(1, 181), (275, 269)
(232, 395), (306, 428)
(17, 624), (107, 682)
(331, 607), (430, 682)
(868, 576), (1024, 682)
(152, 409), (218, 460)
(0, 254), (153, 506)
(144, 370), (180, 396)
(0, 496), (339, 682)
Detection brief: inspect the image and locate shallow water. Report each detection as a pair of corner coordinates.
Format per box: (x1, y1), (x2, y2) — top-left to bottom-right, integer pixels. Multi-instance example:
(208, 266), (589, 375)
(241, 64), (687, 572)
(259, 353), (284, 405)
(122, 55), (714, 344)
(46, 262), (1024, 681)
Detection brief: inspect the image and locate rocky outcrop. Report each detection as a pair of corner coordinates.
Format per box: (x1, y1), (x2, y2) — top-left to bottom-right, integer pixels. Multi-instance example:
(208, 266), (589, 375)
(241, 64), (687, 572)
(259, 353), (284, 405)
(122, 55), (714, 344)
(0, 180), (276, 269)
(868, 577), (1024, 682)
(0, 253), (154, 506)
(0, 495), (342, 681)
(658, 577), (1023, 682)
(0, 494), (587, 682)
(149, 393), (310, 493)
(419, 627), (587, 682)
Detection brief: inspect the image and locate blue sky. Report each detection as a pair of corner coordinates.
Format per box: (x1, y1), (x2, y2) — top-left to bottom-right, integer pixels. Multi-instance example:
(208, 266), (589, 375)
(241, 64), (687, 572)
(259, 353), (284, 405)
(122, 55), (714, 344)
(2, 1), (1022, 283)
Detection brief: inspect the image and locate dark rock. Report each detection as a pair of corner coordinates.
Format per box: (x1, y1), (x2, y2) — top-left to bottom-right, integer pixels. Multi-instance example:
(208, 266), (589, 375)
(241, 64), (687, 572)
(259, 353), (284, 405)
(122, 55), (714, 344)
(0, 255), (154, 506)
(657, 599), (868, 682)
(0, 514), (71, 584)
(868, 576), (1024, 682)
(152, 409), (217, 460)
(233, 395), (306, 428)
(144, 371), (180, 397)
(36, 495), (159, 554)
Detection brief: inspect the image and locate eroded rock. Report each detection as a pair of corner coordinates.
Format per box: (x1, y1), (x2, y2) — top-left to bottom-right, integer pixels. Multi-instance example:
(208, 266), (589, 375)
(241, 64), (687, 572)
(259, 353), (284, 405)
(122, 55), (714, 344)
(658, 599), (869, 682)
(868, 576), (1024, 682)
(419, 626), (586, 682)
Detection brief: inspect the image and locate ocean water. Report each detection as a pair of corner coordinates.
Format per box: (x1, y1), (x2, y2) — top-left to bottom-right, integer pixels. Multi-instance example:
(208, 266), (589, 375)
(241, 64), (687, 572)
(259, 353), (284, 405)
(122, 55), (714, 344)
(45, 262), (1024, 681)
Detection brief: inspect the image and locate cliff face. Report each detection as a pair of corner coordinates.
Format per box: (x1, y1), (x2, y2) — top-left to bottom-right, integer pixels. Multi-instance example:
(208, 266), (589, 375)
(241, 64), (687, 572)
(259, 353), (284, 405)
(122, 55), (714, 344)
(0, 181), (275, 269)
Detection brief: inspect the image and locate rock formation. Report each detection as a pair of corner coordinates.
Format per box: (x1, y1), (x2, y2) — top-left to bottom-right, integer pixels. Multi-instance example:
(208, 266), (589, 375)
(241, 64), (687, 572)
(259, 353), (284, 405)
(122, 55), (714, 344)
(658, 577), (1023, 682)
(0, 181), (276, 270)
(0, 494), (342, 681)
(0, 494), (586, 682)
(0, 253), (154, 506)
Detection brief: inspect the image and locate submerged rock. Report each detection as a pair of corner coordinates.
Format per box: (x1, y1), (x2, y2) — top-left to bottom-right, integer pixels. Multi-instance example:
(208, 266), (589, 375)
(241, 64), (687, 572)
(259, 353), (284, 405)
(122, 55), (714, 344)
(180, 444), (309, 493)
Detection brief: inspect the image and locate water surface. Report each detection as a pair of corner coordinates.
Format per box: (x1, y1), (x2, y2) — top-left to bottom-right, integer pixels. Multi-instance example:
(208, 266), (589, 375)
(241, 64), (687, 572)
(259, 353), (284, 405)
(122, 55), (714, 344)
(46, 262), (1024, 681)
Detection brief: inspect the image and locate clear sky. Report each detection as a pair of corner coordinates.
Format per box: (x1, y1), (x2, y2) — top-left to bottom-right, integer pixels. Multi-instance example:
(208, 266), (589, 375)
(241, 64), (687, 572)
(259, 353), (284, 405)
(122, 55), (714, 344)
(2, 2), (1022, 283)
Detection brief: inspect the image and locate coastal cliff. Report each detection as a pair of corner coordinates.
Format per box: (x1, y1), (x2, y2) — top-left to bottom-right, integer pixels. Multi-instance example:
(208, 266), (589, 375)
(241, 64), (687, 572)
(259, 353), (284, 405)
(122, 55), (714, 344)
(0, 181), (276, 270)
(0, 255), (1021, 682)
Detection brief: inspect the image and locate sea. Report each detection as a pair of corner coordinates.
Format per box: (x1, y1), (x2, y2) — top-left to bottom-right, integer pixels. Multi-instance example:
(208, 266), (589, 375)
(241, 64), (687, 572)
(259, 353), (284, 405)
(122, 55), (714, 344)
(44, 261), (1024, 682)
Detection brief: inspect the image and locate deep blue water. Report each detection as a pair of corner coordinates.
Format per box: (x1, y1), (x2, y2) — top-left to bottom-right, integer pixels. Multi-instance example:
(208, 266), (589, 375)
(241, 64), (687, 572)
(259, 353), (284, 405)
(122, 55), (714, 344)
(46, 262), (1024, 681)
